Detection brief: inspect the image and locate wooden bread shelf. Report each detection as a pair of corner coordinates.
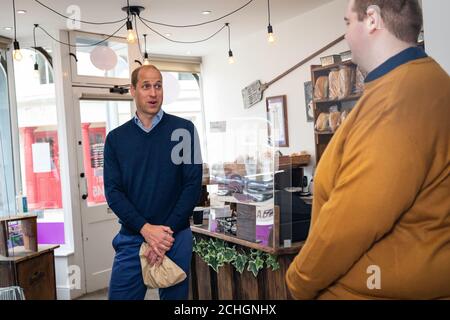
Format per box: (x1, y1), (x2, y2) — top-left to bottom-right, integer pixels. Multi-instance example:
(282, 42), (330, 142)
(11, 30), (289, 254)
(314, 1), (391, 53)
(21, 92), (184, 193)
(311, 60), (363, 164)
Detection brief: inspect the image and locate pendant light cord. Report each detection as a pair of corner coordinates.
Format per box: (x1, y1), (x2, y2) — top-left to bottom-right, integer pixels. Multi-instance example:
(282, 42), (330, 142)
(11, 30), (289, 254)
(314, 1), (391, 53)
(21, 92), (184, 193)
(33, 24), (38, 63)
(134, 15), (143, 59)
(226, 23), (231, 51)
(139, 17), (227, 44)
(33, 0), (127, 25)
(144, 34), (147, 54)
(13, 0), (17, 40)
(36, 22), (127, 48)
(140, 0), (254, 28)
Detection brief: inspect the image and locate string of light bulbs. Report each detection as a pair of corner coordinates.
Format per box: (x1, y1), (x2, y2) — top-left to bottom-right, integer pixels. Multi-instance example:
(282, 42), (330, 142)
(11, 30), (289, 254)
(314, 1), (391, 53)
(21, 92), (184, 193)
(139, 0), (255, 28)
(34, 0), (128, 25)
(34, 23), (128, 48)
(33, 0), (254, 29)
(14, 0), (276, 66)
(138, 17), (228, 44)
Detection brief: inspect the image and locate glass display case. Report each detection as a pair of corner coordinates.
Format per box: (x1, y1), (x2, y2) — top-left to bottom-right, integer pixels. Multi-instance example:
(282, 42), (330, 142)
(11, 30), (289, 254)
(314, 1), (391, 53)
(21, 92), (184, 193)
(206, 117), (311, 250)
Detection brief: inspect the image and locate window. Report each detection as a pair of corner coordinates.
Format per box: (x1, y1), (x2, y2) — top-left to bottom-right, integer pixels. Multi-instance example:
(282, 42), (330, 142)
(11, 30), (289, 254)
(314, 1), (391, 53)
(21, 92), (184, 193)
(13, 49), (65, 244)
(70, 32), (131, 85)
(161, 71), (206, 159)
(79, 100), (132, 207)
(0, 49), (16, 217)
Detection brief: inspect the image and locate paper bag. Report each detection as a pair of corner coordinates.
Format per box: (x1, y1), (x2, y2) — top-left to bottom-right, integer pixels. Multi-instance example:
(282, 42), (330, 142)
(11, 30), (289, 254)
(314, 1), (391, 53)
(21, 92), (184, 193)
(139, 242), (187, 289)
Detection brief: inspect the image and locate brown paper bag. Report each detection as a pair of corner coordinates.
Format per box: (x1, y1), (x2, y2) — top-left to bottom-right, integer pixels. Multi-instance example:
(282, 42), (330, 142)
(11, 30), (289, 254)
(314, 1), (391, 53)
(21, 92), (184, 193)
(139, 242), (186, 289)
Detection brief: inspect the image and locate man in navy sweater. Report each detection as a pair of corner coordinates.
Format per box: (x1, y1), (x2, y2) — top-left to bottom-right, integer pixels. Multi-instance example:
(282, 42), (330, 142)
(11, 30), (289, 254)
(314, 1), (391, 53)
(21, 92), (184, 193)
(105, 65), (202, 300)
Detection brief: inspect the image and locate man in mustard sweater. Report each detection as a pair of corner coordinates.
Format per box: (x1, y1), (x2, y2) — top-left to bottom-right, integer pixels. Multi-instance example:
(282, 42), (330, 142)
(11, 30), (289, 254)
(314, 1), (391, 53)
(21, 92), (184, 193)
(286, 0), (450, 300)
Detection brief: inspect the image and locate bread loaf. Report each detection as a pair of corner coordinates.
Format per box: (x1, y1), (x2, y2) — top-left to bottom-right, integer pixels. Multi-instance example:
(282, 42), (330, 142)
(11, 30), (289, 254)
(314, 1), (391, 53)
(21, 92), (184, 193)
(315, 113), (330, 132)
(314, 76), (329, 100)
(328, 69), (340, 100)
(329, 110), (342, 132)
(338, 66), (354, 99)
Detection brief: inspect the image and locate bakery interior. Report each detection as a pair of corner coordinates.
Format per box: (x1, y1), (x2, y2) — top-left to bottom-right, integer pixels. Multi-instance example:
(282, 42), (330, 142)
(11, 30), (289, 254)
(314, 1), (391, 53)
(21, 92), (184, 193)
(0, 0), (448, 300)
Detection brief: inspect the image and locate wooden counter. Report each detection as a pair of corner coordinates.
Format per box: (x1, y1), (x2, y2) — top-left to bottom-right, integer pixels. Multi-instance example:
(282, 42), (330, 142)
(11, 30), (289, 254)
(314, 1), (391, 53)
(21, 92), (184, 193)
(190, 224), (304, 300)
(191, 223), (304, 255)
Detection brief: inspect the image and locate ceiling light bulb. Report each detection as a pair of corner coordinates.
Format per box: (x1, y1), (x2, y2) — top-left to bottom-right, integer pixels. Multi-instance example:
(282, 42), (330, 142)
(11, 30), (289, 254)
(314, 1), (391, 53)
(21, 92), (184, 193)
(267, 25), (275, 43)
(228, 50), (235, 64)
(202, 11), (211, 15)
(127, 30), (136, 44)
(126, 20), (136, 44)
(4, 27), (12, 31)
(13, 49), (22, 61)
(17, 10), (27, 14)
(34, 63), (40, 78)
(143, 52), (151, 65)
(13, 41), (22, 61)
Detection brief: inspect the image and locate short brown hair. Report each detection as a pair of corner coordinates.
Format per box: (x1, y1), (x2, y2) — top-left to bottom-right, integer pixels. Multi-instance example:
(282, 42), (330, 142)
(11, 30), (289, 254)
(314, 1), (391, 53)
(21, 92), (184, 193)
(352, 0), (423, 43)
(131, 65), (162, 88)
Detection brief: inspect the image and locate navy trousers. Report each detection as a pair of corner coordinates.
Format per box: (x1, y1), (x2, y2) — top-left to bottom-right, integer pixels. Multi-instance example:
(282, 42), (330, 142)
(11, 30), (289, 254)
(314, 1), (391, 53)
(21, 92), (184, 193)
(108, 227), (192, 300)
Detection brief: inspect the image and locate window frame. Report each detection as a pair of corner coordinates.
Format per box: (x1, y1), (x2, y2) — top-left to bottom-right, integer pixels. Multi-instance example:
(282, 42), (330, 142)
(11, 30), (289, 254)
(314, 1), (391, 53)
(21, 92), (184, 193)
(69, 31), (136, 86)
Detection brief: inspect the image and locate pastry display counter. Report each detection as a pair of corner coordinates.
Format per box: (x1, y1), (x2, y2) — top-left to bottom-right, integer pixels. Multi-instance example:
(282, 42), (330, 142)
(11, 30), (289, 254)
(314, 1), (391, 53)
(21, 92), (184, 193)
(189, 118), (312, 300)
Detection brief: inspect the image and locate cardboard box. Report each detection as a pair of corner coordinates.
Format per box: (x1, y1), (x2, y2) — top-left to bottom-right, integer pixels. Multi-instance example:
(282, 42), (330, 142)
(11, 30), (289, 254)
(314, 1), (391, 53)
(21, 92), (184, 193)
(236, 204), (274, 245)
(320, 54), (342, 67)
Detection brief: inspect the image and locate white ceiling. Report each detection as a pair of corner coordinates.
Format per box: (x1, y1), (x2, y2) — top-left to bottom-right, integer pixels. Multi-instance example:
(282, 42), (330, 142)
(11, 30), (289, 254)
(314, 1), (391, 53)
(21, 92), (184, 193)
(0, 0), (333, 57)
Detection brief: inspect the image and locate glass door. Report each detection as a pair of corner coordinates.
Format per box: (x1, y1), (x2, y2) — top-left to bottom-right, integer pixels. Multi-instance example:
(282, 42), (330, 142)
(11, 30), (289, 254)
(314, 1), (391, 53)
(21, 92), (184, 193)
(74, 91), (133, 293)
(0, 49), (16, 217)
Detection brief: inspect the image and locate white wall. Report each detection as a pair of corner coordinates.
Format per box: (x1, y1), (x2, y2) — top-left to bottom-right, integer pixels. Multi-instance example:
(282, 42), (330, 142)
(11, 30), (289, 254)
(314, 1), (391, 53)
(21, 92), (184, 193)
(202, 0), (349, 177)
(422, 0), (450, 74)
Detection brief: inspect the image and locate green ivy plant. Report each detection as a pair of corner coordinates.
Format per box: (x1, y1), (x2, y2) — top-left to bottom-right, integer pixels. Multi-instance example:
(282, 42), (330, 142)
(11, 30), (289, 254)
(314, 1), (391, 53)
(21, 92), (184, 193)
(231, 252), (248, 274)
(193, 236), (279, 278)
(264, 252), (281, 271)
(247, 250), (265, 277)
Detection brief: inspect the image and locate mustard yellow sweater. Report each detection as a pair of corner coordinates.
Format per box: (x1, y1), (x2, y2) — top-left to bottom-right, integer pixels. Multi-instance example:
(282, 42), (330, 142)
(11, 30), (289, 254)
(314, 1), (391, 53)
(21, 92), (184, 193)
(286, 57), (450, 300)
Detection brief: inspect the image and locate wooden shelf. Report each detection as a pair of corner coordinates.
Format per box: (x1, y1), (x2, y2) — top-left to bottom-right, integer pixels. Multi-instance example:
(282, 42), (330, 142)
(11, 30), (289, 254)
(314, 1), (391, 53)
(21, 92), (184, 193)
(0, 214), (38, 222)
(311, 59), (355, 72)
(0, 245), (59, 262)
(191, 223), (304, 255)
(315, 130), (334, 136)
(1, 214), (38, 257)
(314, 93), (362, 104)
(311, 57), (363, 164)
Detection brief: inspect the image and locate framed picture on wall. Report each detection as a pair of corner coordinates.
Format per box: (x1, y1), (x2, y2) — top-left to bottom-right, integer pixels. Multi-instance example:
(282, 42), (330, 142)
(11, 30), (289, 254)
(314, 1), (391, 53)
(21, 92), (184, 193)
(304, 81), (314, 123)
(266, 95), (289, 147)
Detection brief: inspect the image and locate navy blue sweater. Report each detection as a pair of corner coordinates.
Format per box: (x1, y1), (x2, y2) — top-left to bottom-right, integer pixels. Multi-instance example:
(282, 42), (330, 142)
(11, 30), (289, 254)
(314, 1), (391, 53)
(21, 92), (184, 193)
(103, 113), (203, 235)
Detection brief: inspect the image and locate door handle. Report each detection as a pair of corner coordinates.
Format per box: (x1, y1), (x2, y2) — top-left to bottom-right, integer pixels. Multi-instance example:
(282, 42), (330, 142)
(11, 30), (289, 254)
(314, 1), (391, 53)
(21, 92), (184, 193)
(82, 193), (88, 200)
